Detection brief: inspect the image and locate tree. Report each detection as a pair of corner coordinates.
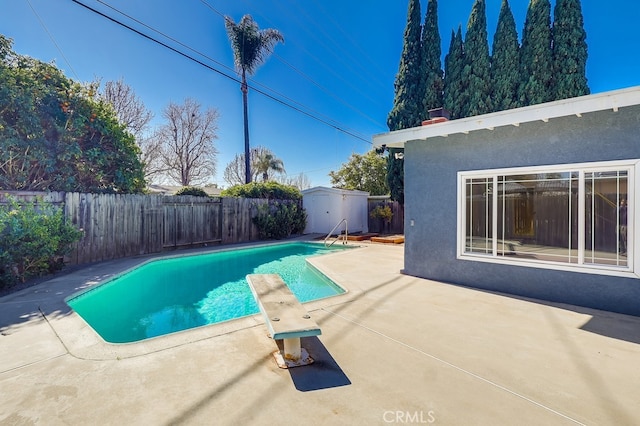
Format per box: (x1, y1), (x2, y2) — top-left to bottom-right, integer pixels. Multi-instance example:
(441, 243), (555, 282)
(462, 0), (492, 117)
(223, 153), (250, 187)
(99, 79), (163, 183)
(222, 146), (281, 186)
(253, 149), (285, 182)
(155, 98), (219, 186)
(0, 197), (82, 287)
(386, 148), (405, 205)
(100, 78), (153, 139)
(443, 27), (466, 119)
(175, 186), (209, 197)
(225, 15), (284, 184)
(518, 0), (553, 107)
(386, 0), (422, 207)
(137, 133), (166, 184)
(329, 150), (389, 196)
(222, 181), (302, 200)
(0, 36), (145, 193)
(420, 0), (444, 113)
(552, 0), (589, 99)
(222, 182), (306, 240)
(387, 0), (423, 131)
(491, 0), (520, 112)
(278, 173), (311, 191)
(72, 97), (146, 193)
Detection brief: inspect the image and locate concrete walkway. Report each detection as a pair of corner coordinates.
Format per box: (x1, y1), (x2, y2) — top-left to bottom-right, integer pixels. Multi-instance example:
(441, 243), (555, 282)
(1, 242), (639, 425)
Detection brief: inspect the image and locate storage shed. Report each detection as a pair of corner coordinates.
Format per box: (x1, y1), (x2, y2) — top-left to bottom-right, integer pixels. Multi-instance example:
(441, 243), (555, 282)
(302, 187), (369, 235)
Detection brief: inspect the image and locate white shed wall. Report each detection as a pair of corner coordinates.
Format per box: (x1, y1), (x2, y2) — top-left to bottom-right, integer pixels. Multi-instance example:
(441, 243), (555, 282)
(302, 187), (369, 234)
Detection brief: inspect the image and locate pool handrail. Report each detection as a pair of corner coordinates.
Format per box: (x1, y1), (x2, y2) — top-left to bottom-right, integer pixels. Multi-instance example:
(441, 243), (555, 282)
(324, 219), (348, 248)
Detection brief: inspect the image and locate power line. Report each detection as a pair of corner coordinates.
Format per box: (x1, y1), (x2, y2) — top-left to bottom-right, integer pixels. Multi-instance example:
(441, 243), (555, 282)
(27, 0), (79, 80)
(102, 0), (371, 142)
(314, 0), (389, 83)
(272, 52), (385, 129)
(198, 0), (385, 130)
(95, 1), (237, 77)
(286, 1), (388, 93)
(70, 0), (372, 144)
(248, 0), (388, 110)
(197, 0), (224, 18)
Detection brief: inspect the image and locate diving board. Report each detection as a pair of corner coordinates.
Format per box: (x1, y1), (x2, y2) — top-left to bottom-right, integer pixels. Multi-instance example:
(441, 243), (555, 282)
(246, 274), (321, 368)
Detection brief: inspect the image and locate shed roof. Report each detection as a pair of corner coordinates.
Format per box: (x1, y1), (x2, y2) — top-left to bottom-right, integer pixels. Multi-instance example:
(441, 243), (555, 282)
(301, 186), (370, 196)
(373, 86), (640, 149)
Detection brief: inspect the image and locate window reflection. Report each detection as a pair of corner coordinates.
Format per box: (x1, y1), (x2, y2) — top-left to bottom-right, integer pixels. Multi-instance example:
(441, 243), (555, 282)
(463, 167), (630, 270)
(495, 172), (578, 263)
(585, 171), (627, 267)
(465, 178), (492, 254)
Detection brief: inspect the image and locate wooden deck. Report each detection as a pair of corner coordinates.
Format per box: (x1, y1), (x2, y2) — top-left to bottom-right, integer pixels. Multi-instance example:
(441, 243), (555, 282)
(345, 233), (379, 241)
(370, 235), (405, 244)
(317, 233), (404, 244)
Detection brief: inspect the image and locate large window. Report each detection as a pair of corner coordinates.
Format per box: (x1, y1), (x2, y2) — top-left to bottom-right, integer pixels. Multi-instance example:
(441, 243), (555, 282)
(459, 160), (636, 276)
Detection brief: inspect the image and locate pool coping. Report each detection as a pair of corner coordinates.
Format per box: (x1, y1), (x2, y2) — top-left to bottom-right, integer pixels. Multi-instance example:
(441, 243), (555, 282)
(33, 238), (369, 360)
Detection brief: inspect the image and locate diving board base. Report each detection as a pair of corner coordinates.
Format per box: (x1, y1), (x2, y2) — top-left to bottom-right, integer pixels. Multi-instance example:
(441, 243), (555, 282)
(273, 346), (314, 369)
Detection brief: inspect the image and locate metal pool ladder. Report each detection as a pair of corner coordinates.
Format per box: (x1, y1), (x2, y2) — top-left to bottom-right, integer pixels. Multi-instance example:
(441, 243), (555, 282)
(324, 219), (348, 247)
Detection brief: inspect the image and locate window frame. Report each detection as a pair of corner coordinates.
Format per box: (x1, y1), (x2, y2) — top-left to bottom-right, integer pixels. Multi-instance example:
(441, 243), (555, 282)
(457, 159), (638, 278)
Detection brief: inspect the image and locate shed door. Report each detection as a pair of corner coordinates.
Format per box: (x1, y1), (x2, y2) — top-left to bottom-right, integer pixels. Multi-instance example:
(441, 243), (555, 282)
(310, 194), (332, 233)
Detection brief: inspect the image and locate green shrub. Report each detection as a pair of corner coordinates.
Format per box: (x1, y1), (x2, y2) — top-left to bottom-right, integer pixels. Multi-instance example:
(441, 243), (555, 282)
(252, 201), (307, 240)
(222, 181), (301, 200)
(175, 186), (209, 197)
(0, 197), (83, 289)
(370, 205), (393, 223)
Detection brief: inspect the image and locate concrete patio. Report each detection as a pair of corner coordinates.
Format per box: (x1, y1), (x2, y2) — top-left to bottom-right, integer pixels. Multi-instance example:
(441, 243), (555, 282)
(1, 242), (639, 425)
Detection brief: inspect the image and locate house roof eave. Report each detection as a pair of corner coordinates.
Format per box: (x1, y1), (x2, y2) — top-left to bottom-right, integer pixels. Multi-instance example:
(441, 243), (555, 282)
(372, 86), (640, 149)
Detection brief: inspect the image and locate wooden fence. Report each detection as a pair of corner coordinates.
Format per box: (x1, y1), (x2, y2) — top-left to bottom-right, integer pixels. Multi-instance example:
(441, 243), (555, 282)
(2, 191), (408, 265)
(1, 191), (270, 265)
(367, 199), (404, 234)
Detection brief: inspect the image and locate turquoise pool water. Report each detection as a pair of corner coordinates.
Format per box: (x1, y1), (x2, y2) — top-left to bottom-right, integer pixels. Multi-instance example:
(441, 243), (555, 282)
(67, 242), (349, 343)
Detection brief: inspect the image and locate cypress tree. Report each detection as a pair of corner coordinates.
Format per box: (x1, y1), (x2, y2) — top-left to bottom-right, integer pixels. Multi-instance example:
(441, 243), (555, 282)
(491, 0), (520, 112)
(387, 0), (423, 131)
(386, 148), (405, 205)
(443, 27), (466, 120)
(462, 0), (492, 117)
(552, 0), (589, 99)
(420, 0), (444, 114)
(387, 0), (423, 206)
(518, 0), (553, 107)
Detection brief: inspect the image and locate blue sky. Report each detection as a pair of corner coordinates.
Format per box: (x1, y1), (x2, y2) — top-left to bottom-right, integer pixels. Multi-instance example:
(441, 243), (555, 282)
(2, 0), (639, 188)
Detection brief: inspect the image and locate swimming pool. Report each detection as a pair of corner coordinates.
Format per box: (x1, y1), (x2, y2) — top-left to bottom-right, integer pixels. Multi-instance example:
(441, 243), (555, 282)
(67, 242), (350, 343)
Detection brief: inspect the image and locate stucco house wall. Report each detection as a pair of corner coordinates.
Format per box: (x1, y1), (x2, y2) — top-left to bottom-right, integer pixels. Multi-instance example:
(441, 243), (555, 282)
(377, 88), (640, 316)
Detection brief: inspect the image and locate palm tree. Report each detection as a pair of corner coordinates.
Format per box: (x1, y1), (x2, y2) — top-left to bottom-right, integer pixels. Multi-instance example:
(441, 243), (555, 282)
(225, 15), (284, 184)
(253, 148), (285, 182)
